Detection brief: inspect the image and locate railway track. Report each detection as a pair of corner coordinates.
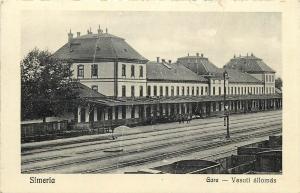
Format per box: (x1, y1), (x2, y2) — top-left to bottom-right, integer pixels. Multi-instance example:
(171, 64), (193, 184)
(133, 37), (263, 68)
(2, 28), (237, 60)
(22, 121), (281, 173)
(86, 128), (281, 174)
(22, 112), (281, 157)
(22, 116), (281, 164)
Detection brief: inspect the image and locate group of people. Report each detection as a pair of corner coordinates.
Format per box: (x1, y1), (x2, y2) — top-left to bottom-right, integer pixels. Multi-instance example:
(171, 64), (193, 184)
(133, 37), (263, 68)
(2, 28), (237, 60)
(177, 113), (193, 124)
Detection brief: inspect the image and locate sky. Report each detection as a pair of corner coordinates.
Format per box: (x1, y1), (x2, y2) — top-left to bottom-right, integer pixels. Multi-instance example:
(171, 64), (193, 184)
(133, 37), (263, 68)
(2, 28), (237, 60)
(21, 11), (282, 76)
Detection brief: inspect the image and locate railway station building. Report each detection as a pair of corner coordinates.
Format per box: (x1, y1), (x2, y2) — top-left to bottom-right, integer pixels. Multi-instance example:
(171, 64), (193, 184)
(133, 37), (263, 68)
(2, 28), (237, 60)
(52, 27), (282, 129)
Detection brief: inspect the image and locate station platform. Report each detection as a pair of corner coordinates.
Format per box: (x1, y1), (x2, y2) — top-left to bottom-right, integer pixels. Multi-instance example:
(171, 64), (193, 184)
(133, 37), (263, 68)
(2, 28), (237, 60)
(22, 110), (281, 152)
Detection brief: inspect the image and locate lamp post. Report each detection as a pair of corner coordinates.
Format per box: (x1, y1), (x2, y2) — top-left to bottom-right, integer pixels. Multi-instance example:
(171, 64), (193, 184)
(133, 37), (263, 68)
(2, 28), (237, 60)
(223, 70), (230, 139)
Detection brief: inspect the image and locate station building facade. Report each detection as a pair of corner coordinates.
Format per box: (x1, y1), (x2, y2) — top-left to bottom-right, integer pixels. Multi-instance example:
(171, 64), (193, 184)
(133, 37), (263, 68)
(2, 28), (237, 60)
(53, 28), (282, 129)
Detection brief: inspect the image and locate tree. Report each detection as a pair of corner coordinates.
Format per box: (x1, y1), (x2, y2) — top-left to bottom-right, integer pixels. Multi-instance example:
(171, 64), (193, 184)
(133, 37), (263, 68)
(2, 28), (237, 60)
(21, 48), (78, 121)
(275, 77), (283, 91)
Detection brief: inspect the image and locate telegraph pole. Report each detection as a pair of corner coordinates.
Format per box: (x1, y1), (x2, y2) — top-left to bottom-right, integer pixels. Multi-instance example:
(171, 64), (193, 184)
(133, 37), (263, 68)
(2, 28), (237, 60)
(223, 70), (230, 139)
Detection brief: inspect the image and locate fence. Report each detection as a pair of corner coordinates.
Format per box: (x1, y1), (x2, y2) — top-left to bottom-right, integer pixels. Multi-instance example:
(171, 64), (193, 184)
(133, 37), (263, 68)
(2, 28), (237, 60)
(21, 121), (68, 143)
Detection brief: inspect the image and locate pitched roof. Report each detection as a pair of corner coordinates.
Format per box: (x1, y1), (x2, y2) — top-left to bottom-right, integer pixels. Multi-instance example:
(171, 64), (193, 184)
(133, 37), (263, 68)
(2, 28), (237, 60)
(224, 55), (275, 73)
(177, 56), (220, 75)
(146, 61), (208, 82)
(53, 33), (148, 63)
(72, 82), (106, 98)
(225, 69), (263, 84)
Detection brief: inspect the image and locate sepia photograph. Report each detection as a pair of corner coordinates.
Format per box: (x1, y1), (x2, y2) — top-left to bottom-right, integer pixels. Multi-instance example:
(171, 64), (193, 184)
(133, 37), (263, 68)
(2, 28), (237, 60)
(19, 11), (283, 175)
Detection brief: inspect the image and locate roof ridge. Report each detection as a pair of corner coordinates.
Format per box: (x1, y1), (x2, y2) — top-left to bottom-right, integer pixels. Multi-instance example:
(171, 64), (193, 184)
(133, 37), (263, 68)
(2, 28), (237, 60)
(200, 59), (209, 73)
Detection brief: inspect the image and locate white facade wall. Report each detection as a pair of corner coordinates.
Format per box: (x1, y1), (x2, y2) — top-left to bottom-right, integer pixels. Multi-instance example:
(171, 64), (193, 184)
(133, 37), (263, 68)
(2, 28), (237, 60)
(264, 73), (276, 94)
(71, 62), (147, 97)
(146, 81), (208, 97)
(228, 83), (264, 95)
(249, 72), (276, 94)
(70, 62), (275, 99)
(118, 82), (147, 97)
(210, 79), (229, 96)
(118, 62), (147, 97)
(71, 62), (115, 79)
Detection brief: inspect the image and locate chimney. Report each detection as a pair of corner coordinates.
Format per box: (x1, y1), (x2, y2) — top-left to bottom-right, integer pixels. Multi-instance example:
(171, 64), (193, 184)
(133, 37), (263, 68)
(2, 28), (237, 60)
(188, 53), (189, 56)
(247, 53), (248, 56)
(68, 29), (73, 42)
(77, 32), (80, 37)
(168, 60), (172, 64)
(196, 53), (199, 57)
(234, 54), (236, 58)
(162, 59), (165, 63)
(156, 57), (160, 63)
(105, 28), (108, 33)
(97, 25), (103, 35)
(87, 27), (92, 34)
(251, 53), (254, 57)
(201, 53), (204, 57)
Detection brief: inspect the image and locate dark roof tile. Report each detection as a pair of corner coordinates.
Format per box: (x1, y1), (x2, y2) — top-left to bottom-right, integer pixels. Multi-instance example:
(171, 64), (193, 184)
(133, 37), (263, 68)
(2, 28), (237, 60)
(146, 61), (208, 82)
(53, 33), (148, 63)
(224, 55), (275, 73)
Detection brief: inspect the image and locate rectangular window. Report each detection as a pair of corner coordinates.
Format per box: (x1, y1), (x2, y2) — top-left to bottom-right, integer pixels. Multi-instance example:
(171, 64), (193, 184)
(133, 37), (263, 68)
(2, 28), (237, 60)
(231, 87), (233, 95)
(139, 86), (143, 97)
(235, 87), (237, 95)
(131, 106), (135, 118)
(171, 86), (174, 96)
(165, 86), (169, 96)
(131, 86), (135, 97)
(266, 75), (268, 82)
(176, 86), (179, 96)
(219, 87), (221, 95)
(147, 86), (151, 96)
(139, 66), (143, 77)
(182, 87), (185, 96)
(77, 65), (84, 78)
(244, 87), (246, 94)
(238, 87), (240, 95)
(160, 86), (163, 96)
(241, 87), (243, 95)
(205, 87), (207, 94)
(122, 64), (126, 76)
(201, 87), (203, 95)
(154, 86), (157, 96)
(91, 85), (98, 92)
(91, 64), (98, 77)
(192, 87), (195, 95)
(187, 87), (190, 95)
(122, 106), (126, 119)
(213, 87), (215, 95)
(131, 65), (135, 77)
(122, 86), (126, 97)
